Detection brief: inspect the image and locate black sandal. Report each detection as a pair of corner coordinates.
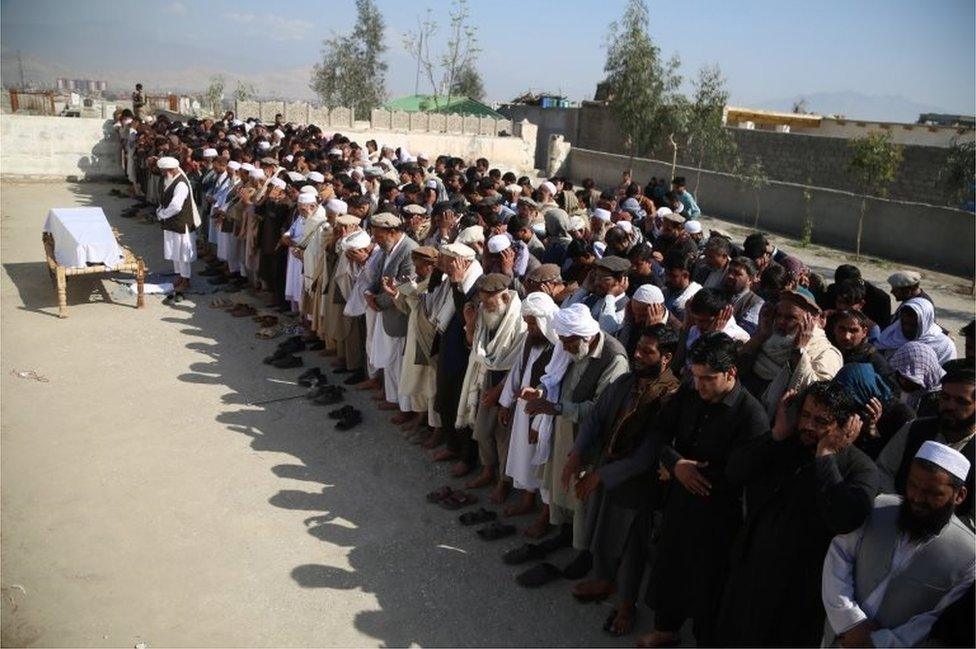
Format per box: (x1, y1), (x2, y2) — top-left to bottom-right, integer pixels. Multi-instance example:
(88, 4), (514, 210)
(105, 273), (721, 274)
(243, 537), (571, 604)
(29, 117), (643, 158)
(459, 508), (497, 526)
(476, 521), (516, 541)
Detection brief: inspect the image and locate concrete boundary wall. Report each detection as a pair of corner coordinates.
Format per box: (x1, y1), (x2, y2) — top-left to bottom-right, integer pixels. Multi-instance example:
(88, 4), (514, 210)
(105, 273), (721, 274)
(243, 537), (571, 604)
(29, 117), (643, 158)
(1, 115), (122, 179)
(0, 113), (539, 180)
(567, 147), (975, 278)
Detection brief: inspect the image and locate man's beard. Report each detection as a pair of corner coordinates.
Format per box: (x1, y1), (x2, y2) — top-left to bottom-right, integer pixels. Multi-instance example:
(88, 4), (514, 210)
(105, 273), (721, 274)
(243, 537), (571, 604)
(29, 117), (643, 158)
(938, 409), (976, 439)
(897, 497), (955, 542)
(634, 363), (662, 379)
(482, 308), (504, 331)
(568, 344), (591, 362)
(527, 331), (548, 346)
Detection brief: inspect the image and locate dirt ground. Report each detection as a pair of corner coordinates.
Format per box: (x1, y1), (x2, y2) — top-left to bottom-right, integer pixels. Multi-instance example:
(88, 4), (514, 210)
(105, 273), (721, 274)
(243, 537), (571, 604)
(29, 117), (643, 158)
(0, 179), (972, 647)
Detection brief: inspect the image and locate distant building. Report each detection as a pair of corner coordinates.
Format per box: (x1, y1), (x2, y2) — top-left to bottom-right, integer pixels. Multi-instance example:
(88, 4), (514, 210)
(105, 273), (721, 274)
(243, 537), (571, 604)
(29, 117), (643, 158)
(383, 94), (505, 119)
(917, 113), (976, 129)
(55, 78), (108, 94)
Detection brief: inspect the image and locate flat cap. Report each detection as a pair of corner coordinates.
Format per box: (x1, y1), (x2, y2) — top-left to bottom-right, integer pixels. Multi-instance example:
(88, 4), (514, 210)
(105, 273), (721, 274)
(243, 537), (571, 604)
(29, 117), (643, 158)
(779, 289), (821, 313)
(440, 242), (476, 260)
(260, 157), (278, 166)
(477, 273), (511, 293)
(335, 215), (361, 227)
(518, 197), (540, 209)
(527, 263), (563, 283)
(370, 212), (402, 229)
(888, 270), (922, 288)
(411, 246), (439, 261)
(663, 212), (686, 225)
(595, 255), (632, 274)
(402, 203), (427, 216)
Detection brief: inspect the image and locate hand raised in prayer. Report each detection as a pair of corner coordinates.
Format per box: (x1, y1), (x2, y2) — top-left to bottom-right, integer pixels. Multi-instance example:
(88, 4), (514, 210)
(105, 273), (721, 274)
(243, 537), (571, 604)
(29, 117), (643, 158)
(645, 302), (667, 325)
(561, 452), (582, 492)
(574, 471), (601, 500)
(499, 247), (516, 275)
(794, 312), (815, 349)
(498, 406), (511, 428)
(673, 459), (711, 497)
(703, 305), (732, 333)
(380, 275), (398, 298)
(862, 398), (883, 438)
(651, 251), (664, 263)
(525, 399), (559, 417)
(609, 275), (629, 297)
(462, 301), (478, 326)
(817, 415), (862, 457)
(756, 302), (776, 340)
(772, 389), (799, 441)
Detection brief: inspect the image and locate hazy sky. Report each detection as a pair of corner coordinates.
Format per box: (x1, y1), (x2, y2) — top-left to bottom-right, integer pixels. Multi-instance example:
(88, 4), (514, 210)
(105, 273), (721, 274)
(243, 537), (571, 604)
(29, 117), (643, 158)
(2, 0), (974, 116)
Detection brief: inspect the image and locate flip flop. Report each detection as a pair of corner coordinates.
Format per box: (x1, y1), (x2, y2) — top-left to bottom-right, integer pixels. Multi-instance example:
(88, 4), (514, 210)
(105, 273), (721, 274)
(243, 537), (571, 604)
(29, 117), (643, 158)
(515, 562), (562, 588)
(209, 297), (233, 309)
(256, 326), (282, 339)
(458, 508), (497, 526)
(502, 543), (548, 565)
(476, 522), (516, 541)
(426, 485), (454, 503)
(440, 490), (477, 510)
(603, 608), (638, 637)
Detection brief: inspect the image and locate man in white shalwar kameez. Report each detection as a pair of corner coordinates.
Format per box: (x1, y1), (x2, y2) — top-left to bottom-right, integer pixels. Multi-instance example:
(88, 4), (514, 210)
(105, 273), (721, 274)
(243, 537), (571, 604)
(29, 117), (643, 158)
(498, 291), (559, 528)
(155, 156), (200, 293)
(284, 193), (317, 311)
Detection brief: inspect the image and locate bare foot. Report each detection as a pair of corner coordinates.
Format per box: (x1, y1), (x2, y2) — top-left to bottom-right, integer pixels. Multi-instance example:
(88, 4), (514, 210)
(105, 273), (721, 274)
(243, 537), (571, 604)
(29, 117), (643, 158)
(355, 378), (381, 391)
(606, 603), (636, 637)
(489, 480), (510, 504)
(571, 579), (614, 598)
(377, 401), (399, 411)
(635, 630), (680, 648)
(523, 506), (551, 538)
(432, 448), (457, 462)
(465, 467), (494, 489)
(421, 428), (443, 450)
(504, 491), (536, 517)
(450, 461), (473, 478)
(391, 411), (417, 426)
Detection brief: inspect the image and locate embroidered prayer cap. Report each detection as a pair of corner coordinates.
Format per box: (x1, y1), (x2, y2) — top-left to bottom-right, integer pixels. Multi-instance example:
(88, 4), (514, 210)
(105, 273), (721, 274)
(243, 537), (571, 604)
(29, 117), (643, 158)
(915, 440), (971, 482)
(663, 212), (686, 225)
(439, 242), (476, 260)
(297, 193), (318, 205)
(341, 230), (371, 251)
(685, 220), (703, 234)
(300, 185), (318, 194)
(305, 171), (325, 183)
(633, 284), (665, 305)
(269, 177), (286, 190)
(540, 181), (556, 195)
(456, 225), (485, 245)
(227, 161), (241, 170)
(240, 162), (255, 172)
(286, 171), (305, 182)
(402, 204), (427, 216)
(260, 156), (278, 166)
(592, 208), (612, 223)
(257, 141), (271, 151)
(487, 234), (512, 254)
(335, 215), (361, 227)
(249, 168), (266, 179)
(325, 199), (348, 214)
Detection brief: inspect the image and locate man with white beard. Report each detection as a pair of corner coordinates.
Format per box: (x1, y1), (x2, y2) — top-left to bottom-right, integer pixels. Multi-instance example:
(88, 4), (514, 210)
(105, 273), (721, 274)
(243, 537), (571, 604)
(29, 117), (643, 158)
(498, 292), (559, 535)
(517, 303), (629, 586)
(739, 290), (843, 418)
(154, 156), (200, 296)
(457, 273), (527, 503)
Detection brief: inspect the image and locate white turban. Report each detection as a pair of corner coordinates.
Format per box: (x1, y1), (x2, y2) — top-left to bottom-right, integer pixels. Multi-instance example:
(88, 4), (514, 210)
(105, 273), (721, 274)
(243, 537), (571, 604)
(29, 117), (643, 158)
(457, 225), (485, 245)
(300, 185), (317, 194)
(249, 168), (266, 179)
(297, 193), (317, 205)
(633, 284), (665, 305)
(156, 156), (179, 170)
(552, 303), (600, 338)
(240, 162), (254, 172)
(540, 181), (556, 195)
(685, 220), (703, 234)
(655, 207), (673, 218)
(592, 208), (611, 223)
(257, 141), (271, 151)
(306, 171), (325, 183)
(270, 177), (286, 190)
(227, 161), (241, 171)
(521, 292), (560, 345)
(568, 215), (586, 232)
(616, 221), (634, 234)
(916, 440), (971, 482)
(487, 234), (512, 254)
(202, 148), (218, 158)
(341, 230), (371, 251)
(326, 198), (348, 214)
(286, 171), (305, 182)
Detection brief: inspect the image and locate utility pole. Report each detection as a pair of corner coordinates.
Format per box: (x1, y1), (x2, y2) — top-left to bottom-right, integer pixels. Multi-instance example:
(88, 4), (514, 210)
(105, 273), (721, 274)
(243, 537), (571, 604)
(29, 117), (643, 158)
(17, 50), (25, 89)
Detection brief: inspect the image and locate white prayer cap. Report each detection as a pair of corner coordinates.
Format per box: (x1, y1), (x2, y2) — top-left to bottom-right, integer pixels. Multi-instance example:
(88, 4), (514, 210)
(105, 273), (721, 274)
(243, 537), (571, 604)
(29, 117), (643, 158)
(325, 198), (348, 214)
(673, 202), (684, 214)
(227, 160), (241, 170)
(916, 440), (971, 482)
(552, 303), (600, 338)
(270, 177), (287, 190)
(328, 148), (343, 156)
(440, 242), (476, 260)
(633, 284), (665, 305)
(456, 225), (485, 245)
(240, 162), (255, 172)
(257, 141), (271, 151)
(425, 179), (438, 189)
(487, 234), (512, 254)
(365, 166), (384, 177)
(156, 156), (179, 170)
(685, 220), (703, 234)
(341, 230), (371, 251)
(351, 167), (364, 178)
(297, 193), (318, 205)
(540, 181), (556, 195)
(616, 221), (634, 234)
(505, 183), (521, 194)
(306, 171), (325, 183)
(300, 185), (318, 194)
(531, 222), (546, 236)
(273, 128), (285, 138)
(202, 148), (218, 158)
(592, 208), (611, 223)
(283, 154), (294, 163)
(568, 215), (586, 232)
(249, 168), (266, 179)
(231, 119), (243, 126)
(417, 151), (429, 160)
(286, 171), (305, 182)
(655, 207), (673, 218)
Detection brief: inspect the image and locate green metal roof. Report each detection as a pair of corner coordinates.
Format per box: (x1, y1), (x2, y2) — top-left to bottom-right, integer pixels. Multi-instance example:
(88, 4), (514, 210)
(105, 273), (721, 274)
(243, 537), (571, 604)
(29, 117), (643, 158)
(383, 94), (504, 119)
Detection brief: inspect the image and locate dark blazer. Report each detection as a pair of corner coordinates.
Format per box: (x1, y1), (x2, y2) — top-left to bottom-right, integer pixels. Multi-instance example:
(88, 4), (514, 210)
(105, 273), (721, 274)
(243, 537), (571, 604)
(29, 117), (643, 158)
(372, 234), (418, 337)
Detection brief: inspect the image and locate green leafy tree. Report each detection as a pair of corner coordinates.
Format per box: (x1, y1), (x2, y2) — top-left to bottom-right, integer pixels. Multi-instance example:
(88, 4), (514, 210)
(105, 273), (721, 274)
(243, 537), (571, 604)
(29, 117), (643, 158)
(941, 138), (975, 209)
(848, 132), (904, 258)
(602, 0), (682, 163)
(234, 81), (256, 102)
(736, 158), (769, 228)
(310, 0), (388, 118)
(450, 61), (485, 101)
(684, 64), (737, 194)
(204, 75), (224, 116)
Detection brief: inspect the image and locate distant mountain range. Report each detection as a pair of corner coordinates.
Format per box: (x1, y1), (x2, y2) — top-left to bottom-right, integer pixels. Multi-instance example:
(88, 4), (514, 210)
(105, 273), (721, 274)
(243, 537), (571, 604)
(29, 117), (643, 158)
(751, 91), (972, 123)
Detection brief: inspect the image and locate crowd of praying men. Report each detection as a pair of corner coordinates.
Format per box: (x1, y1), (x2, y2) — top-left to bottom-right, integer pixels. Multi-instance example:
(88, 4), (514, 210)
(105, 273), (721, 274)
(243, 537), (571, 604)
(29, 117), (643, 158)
(114, 102), (975, 648)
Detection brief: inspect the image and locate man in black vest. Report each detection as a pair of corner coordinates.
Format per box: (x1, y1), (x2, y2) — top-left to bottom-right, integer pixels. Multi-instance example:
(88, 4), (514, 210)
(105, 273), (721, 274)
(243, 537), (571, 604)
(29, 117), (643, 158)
(155, 156), (198, 295)
(877, 367), (975, 530)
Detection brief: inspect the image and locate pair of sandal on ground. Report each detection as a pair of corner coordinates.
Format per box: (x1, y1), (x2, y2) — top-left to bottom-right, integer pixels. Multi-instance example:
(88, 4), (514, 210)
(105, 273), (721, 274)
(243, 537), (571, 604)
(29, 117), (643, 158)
(426, 487), (518, 540)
